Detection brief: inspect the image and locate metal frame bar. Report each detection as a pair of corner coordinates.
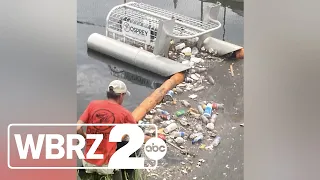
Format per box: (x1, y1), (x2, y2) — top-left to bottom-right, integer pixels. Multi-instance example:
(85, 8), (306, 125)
(106, 2), (221, 39)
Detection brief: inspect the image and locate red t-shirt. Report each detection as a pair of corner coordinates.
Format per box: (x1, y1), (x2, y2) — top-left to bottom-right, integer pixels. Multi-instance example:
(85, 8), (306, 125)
(79, 100), (137, 166)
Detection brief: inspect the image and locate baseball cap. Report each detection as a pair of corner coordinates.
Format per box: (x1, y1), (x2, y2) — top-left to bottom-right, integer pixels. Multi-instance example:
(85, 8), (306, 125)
(108, 80), (131, 96)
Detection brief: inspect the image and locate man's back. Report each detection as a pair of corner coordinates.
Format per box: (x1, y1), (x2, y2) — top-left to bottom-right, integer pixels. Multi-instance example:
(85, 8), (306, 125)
(79, 100), (136, 166)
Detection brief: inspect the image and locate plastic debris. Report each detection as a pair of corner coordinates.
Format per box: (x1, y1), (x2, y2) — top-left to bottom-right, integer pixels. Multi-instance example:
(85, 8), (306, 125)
(192, 134), (203, 144)
(140, 35), (243, 178)
(145, 114), (153, 120)
(190, 57), (202, 63)
(230, 64), (234, 76)
(195, 124), (203, 132)
(181, 100), (191, 107)
(175, 43), (186, 50)
(207, 75), (215, 85)
(211, 136), (221, 147)
(203, 103), (213, 117)
(160, 114), (170, 120)
(181, 47), (191, 54)
(189, 132), (202, 139)
(199, 144), (206, 149)
(210, 114), (218, 124)
(188, 94), (198, 99)
(175, 137), (184, 145)
(172, 131), (185, 138)
(179, 119), (189, 126)
(197, 105), (204, 114)
(158, 128), (165, 134)
(200, 115), (209, 123)
(163, 90), (174, 102)
(181, 169), (188, 174)
(193, 86), (205, 92)
(212, 103), (224, 110)
(174, 87), (184, 94)
(190, 74), (200, 81)
(191, 47), (199, 55)
(164, 123), (178, 133)
(176, 109), (186, 117)
(206, 123), (215, 130)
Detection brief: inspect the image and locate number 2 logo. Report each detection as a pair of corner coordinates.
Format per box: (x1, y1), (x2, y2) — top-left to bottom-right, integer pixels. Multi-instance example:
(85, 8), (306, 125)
(108, 124), (146, 169)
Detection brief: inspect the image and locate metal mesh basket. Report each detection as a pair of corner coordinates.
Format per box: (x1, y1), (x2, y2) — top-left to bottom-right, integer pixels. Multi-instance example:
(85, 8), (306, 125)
(106, 2), (221, 52)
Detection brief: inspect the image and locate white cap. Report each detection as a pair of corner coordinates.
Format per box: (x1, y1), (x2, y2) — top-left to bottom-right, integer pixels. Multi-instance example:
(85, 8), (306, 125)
(108, 80), (131, 96)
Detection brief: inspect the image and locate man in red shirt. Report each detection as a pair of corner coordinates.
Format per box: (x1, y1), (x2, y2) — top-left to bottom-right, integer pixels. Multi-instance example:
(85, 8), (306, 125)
(76, 80), (144, 178)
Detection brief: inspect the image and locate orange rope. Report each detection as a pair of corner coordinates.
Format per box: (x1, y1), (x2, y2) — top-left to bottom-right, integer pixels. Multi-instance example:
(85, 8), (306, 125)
(132, 72), (185, 121)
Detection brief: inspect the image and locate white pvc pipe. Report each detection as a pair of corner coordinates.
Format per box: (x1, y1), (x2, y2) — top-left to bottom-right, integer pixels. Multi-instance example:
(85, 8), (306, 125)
(203, 37), (243, 56)
(87, 33), (190, 77)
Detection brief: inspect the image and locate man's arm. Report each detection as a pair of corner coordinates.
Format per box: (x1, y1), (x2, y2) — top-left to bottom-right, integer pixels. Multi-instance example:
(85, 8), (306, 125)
(124, 112), (152, 143)
(76, 119), (86, 139)
(77, 102), (91, 139)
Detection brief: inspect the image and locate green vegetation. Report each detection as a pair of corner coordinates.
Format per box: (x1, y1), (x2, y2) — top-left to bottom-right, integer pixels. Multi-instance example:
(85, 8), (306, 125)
(78, 169), (147, 180)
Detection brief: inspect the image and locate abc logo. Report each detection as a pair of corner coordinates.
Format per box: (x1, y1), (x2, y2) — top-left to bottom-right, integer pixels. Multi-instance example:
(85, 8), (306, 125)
(144, 137), (167, 161)
(145, 143), (166, 153)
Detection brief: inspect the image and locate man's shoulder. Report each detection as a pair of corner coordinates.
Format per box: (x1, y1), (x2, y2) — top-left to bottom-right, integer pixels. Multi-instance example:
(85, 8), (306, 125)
(88, 100), (131, 115)
(116, 105), (131, 114)
(89, 100), (107, 105)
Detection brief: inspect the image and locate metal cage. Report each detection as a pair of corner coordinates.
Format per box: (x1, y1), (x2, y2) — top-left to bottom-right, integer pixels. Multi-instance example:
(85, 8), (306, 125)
(106, 1), (221, 54)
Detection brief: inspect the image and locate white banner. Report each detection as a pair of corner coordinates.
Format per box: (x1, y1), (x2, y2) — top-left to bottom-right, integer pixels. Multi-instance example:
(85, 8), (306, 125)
(8, 123), (164, 169)
(122, 21), (151, 45)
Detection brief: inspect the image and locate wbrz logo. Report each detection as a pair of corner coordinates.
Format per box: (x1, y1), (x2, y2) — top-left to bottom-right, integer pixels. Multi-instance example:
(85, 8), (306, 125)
(8, 124), (167, 169)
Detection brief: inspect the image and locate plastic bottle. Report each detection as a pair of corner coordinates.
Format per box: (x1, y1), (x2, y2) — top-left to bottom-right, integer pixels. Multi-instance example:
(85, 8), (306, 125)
(195, 124), (203, 132)
(160, 114), (170, 120)
(200, 115), (209, 123)
(210, 113), (218, 124)
(206, 123), (215, 130)
(181, 100), (191, 107)
(211, 136), (221, 147)
(192, 134), (204, 144)
(197, 105), (204, 114)
(189, 132), (202, 139)
(212, 103), (224, 110)
(207, 75), (215, 85)
(175, 43), (186, 50)
(169, 40), (176, 51)
(175, 137), (184, 144)
(174, 87), (183, 94)
(172, 131), (185, 138)
(195, 67), (207, 73)
(203, 103), (213, 117)
(164, 123), (178, 133)
(201, 103), (207, 110)
(157, 109), (170, 116)
(192, 47), (199, 55)
(193, 86), (205, 92)
(163, 90), (174, 102)
(175, 109), (186, 117)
